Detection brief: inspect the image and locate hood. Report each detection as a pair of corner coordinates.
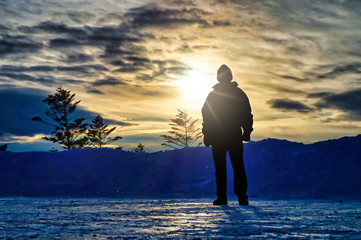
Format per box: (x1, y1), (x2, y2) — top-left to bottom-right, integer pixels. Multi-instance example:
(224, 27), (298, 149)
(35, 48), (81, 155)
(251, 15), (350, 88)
(213, 81), (238, 91)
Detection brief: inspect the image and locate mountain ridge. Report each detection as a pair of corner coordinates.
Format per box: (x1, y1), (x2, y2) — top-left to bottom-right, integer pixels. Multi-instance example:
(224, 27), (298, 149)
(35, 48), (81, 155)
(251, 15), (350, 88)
(0, 134), (360, 198)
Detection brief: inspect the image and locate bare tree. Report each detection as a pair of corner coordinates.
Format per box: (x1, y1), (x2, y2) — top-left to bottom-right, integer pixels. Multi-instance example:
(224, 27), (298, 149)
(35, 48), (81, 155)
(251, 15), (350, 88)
(161, 109), (202, 149)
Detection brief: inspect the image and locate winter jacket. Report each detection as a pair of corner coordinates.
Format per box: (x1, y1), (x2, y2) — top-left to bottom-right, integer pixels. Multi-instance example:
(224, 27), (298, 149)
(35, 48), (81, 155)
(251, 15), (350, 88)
(201, 81), (253, 146)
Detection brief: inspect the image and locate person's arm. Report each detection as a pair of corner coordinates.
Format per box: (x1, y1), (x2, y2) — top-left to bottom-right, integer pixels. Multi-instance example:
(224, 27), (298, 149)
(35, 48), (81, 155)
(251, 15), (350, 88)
(201, 94), (213, 146)
(240, 94), (253, 141)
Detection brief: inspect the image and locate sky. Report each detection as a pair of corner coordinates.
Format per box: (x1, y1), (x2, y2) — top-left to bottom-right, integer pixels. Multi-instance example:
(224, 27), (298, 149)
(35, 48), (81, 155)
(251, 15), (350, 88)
(1, 0), (361, 152)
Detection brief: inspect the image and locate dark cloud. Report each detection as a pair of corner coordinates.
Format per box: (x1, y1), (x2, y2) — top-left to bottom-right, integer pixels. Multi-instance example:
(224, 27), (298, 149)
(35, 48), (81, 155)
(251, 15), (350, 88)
(2, 63), (106, 72)
(124, 6), (210, 28)
(267, 98), (313, 113)
(112, 56), (153, 73)
(86, 88), (104, 95)
(307, 92), (334, 99)
(96, 12), (124, 24)
(1, 72), (37, 81)
(312, 88), (361, 119)
(19, 21), (144, 53)
(92, 77), (126, 87)
(127, 84), (179, 98)
(0, 24), (11, 32)
(0, 88), (54, 136)
(141, 90), (173, 97)
(176, 43), (192, 53)
(0, 70), (86, 86)
(166, 0), (197, 6)
(0, 35), (43, 56)
(61, 79), (86, 85)
(317, 62), (361, 79)
(0, 88), (133, 137)
(63, 11), (95, 24)
(0, 65), (54, 72)
(114, 65), (146, 73)
(66, 53), (94, 63)
(126, 56), (151, 63)
(272, 62), (361, 84)
(101, 43), (146, 58)
(22, 21), (87, 35)
(271, 85), (305, 94)
(276, 74), (309, 82)
(49, 38), (80, 47)
(56, 64), (108, 73)
(213, 20), (232, 26)
(0, 64), (108, 82)
(113, 59), (190, 81)
(105, 119), (136, 127)
(110, 60), (126, 66)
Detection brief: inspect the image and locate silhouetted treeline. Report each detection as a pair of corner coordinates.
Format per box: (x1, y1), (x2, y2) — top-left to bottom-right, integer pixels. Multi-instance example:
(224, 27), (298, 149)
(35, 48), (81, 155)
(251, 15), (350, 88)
(29, 87), (202, 152)
(31, 87), (122, 151)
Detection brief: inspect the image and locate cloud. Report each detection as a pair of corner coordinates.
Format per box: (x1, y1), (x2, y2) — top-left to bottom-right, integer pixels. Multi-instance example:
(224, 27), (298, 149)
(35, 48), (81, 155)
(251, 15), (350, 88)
(311, 88), (361, 119)
(56, 64), (108, 73)
(0, 133), (47, 143)
(0, 88), (54, 136)
(213, 20), (232, 26)
(112, 56), (153, 73)
(86, 88), (104, 95)
(18, 21), (145, 58)
(66, 53), (94, 63)
(0, 34), (43, 56)
(0, 88), (134, 137)
(22, 21), (86, 35)
(49, 38), (80, 48)
(267, 98), (313, 113)
(0, 64), (108, 78)
(307, 92), (334, 99)
(59, 10), (95, 24)
(106, 119), (136, 127)
(124, 5), (210, 28)
(316, 62), (361, 79)
(0, 65), (54, 72)
(92, 77), (126, 87)
(276, 74), (309, 82)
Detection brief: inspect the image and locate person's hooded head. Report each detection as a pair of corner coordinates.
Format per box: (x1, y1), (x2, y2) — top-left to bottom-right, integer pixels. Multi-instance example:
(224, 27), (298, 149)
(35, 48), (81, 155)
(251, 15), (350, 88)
(217, 64), (233, 83)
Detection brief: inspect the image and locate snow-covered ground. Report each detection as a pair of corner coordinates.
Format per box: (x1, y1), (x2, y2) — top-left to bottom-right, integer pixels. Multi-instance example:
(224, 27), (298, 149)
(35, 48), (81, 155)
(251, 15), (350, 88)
(1, 198), (360, 239)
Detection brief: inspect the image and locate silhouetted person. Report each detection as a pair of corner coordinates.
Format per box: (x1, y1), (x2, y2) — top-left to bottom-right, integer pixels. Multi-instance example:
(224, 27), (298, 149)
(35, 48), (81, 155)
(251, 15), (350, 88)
(202, 64), (253, 205)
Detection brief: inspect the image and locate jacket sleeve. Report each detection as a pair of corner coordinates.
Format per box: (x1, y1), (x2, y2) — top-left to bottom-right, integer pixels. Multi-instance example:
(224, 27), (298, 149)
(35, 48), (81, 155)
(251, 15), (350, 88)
(240, 93), (253, 136)
(201, 94), (212, 138)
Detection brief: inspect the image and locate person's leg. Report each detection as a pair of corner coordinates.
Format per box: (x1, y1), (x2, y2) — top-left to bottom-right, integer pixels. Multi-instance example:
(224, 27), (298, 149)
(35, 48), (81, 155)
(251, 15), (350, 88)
(228, 142), (248, 205)
(212, 144), (227, 204)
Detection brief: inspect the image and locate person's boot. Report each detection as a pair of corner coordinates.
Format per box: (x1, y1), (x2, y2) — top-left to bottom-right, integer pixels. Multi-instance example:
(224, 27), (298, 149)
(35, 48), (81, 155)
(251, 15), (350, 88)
(238, 196), (249, 206)
(213, 198), (228, 205)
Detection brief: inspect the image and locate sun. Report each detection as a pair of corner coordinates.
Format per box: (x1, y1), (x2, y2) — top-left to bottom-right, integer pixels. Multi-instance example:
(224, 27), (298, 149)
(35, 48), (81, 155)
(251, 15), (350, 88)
(176, 69), (215, 107)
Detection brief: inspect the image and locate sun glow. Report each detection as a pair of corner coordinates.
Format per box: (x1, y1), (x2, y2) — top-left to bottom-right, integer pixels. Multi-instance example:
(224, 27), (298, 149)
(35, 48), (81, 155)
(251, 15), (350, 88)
(176, 69), (215, 107)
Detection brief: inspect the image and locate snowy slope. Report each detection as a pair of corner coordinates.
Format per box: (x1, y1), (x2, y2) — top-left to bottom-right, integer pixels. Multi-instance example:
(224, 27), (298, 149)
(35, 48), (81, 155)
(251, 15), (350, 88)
(0, 135), (361, 198)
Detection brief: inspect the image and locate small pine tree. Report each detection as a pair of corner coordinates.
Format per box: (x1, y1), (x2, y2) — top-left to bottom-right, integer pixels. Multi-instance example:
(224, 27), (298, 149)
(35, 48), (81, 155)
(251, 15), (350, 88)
(133, 143), (145, 152)
(31, 87), (88, 150)
(0, 132), (8, 152)
(161, 109), (202, 149)
(86, 114), (122, 148)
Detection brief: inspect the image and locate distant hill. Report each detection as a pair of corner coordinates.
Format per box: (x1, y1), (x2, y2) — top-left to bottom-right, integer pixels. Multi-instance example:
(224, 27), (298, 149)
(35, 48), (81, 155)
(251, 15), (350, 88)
(1, 135), (361, 199)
